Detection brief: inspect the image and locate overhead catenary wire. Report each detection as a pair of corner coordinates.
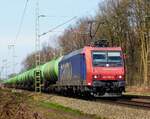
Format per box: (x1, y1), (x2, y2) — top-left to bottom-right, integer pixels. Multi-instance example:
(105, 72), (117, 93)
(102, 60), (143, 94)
(15, 0), (29, 42)
(40, 16), (77, 37)
(5, 0), (29, 77)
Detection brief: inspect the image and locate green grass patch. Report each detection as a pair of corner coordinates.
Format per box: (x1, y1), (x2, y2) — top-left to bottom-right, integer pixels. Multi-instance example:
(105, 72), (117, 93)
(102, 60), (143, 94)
(38, 101), (83, 115)
(38, 101), (105, 119)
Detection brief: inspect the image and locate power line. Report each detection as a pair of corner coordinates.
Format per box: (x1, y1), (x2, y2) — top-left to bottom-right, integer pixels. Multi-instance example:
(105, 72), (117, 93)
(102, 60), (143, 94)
(8, 0), (29, 75)
(40, 16), (77, 37)
(15, 0), (29, 42)
(38, 15), (74, 18)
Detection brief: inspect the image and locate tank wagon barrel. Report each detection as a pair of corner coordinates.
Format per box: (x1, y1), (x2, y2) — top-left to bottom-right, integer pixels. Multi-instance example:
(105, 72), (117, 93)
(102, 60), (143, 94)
(4, 57), (63, 90)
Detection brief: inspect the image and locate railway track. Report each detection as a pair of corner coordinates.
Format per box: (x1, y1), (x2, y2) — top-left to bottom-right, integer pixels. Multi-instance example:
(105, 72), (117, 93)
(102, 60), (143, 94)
(96, 95), (150, 110)
(115, 99), (150, 109)
(48, 90), (150, 110)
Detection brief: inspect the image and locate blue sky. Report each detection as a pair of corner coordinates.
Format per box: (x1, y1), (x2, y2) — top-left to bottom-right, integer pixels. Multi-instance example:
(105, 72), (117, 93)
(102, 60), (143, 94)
(0, 0), (102, 77)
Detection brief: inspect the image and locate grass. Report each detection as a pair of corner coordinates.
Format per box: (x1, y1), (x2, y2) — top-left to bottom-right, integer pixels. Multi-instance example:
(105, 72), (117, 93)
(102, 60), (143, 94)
(38, 101), (83, 115)
(27, 91), (106, 119)
(0, 88), (105, 119)
(37, 100), (104, 119)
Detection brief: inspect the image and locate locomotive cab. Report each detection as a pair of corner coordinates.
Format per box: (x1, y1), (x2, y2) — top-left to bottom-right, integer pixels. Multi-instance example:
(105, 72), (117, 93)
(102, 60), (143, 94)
(84, 47), (125, 97)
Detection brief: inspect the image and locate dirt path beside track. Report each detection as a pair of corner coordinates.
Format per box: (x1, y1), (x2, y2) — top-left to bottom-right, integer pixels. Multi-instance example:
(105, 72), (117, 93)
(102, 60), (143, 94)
(0, 89), (102, 119)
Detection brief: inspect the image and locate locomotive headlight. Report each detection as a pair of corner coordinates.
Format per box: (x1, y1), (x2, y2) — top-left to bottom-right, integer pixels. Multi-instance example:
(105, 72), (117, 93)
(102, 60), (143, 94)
(94, 75), (98, 79)
(88, 83), (91, 86)
(93, 74), (101, 79)
(116, 75), (123, 79)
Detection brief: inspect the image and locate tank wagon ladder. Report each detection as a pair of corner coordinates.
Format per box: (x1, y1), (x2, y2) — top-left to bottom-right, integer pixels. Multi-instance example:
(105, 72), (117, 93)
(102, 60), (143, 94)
(34, 68), (42, 93)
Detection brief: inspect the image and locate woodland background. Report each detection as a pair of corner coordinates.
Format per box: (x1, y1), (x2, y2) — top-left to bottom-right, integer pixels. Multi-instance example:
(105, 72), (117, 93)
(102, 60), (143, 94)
(20, 0), (150, 87)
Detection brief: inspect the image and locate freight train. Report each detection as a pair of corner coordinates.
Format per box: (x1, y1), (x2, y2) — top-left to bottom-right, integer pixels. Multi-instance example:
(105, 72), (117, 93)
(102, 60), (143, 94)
(4, 45), (125, 97)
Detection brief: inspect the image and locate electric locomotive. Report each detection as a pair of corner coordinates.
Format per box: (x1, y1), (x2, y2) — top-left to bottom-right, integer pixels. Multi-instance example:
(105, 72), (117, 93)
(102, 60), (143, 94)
(57, 45), (125, 97)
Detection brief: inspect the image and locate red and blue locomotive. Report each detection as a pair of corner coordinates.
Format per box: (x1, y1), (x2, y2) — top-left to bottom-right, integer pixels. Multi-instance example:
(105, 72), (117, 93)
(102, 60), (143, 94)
(57, 46), (125, 97)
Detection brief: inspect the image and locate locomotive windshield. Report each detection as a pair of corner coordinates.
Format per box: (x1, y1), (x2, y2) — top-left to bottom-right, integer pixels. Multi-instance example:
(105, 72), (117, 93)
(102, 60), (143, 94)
(92, 51), (123, 67)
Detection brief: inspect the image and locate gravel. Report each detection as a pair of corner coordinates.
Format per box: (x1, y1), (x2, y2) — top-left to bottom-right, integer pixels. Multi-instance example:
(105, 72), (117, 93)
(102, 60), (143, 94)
(40, 94), (150, 119)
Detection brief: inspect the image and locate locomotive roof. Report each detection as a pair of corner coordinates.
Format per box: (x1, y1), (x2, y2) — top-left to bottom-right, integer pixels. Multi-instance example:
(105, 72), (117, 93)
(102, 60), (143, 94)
(61, 48), (83, 61)
(83, 46), (122, 51)
(61, 46), (122, 61)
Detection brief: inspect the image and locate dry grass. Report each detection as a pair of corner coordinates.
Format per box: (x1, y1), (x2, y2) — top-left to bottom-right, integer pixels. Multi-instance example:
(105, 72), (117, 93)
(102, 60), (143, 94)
(0, 89), (102, 119)
(2, 87), (150, 119)
(125, 86), (150, 96)
(0, 89), (44, 119)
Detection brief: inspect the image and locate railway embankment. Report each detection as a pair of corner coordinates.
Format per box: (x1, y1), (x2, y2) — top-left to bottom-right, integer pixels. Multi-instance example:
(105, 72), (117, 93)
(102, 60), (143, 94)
(39, 93), (150, 119)
(0, 88), (150, 119)
(0, 88), (103, 119)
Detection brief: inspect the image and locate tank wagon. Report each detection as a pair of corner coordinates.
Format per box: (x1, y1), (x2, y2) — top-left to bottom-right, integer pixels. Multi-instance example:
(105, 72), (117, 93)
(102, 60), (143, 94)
(4, 46), (125, 97)
(4, 57), (62, 90)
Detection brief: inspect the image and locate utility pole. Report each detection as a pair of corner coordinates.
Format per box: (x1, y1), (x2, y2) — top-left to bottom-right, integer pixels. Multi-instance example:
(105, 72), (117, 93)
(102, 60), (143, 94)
(2, 59), (7, 79)
(34, 1), (76, 93)
(35, 0), (42, 93)
(0, 66), (4, 80)
(8, 44), (16, 74)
